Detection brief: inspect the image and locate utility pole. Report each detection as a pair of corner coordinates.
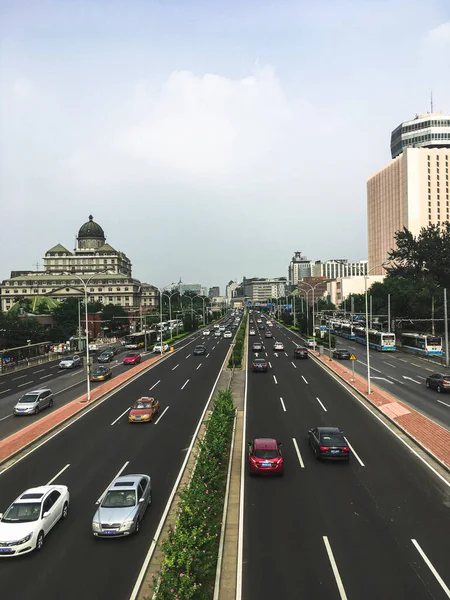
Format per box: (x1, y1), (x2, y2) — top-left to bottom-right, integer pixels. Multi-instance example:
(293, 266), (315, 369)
(387, 294), (391, 333)
(432, 296), (435, 336)
(444, 288), (449, 369)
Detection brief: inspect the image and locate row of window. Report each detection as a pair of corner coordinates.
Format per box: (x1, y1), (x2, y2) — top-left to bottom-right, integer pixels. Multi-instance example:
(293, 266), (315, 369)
(4, 279), (134, 286)
(403, 119), (450, 133)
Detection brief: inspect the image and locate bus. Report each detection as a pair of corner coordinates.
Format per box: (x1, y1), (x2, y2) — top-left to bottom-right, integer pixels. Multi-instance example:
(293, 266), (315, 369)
(400, 333), (443, 356)
(353, 327), (396, 351)
(332, 321), (356, 340)
(123, 331), (156, 349)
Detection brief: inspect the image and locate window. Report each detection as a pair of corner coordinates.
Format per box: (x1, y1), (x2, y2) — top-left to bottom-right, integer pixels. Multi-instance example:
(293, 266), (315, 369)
(108, 297), (113, 302)
(125, 287), (129, 291)
(98, 288), (103, 292)
(104, 259), (107, 264)
(34, 289), (38, 293)
(6, 290), (10, 294)
(90, 288), (94, 292)
(42, 289), (46, 293)
(116, 287), (121, 291)
(98, 296), (103, 302)
(22, 289), (27, 293)
(108, 287), (112, 291)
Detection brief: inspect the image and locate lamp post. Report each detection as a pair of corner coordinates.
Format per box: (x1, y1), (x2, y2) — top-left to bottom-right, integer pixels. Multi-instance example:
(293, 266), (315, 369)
(162, 290), (178, 338)
(365, 263), (388, 394)
(299, 281), (329, 340)
(156, 283), (177, 356)
(444, 288), (449, 369)
(193, 294), (208, 326)
(298, 291), (309, 334)
(285, 293), (296, 328)
(68, 268), (110, 402)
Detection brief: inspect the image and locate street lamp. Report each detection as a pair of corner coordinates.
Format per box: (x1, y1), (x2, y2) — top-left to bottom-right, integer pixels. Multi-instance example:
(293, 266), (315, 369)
(298, 291), (309, 334)
(162, 289), (179, 338)
(156, 283), (177, 356)
(285, 293), (297, 328)
(67, 268), (111, 402)
(365, 263), (388, 394)
(193, 294), (209, 326)
(299, 281), (331, 342)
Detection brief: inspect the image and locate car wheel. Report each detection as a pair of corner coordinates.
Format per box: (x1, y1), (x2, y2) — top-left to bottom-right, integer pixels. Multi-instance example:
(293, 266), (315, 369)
(135, 519), (141, 534)
(49, 399), (54, 408)
(437, 385), (442, 393)
(36, 531), (44, 551)
(34, 406), (39, 415)
(314, 447), (320, 460)
(426, 381), (430, 388)
(61, 501), (69, 520)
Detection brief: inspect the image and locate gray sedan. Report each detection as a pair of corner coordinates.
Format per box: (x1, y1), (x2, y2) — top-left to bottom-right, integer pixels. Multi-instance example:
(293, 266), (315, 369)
(92, 474), (152, 538)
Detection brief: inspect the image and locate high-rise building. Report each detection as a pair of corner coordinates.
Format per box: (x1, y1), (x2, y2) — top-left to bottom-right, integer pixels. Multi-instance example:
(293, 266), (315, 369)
(225, 281), (239, 301)
(288, 252), (311, 287)
(367, 113), (450, 275)
(208, 286), (220, 298)
(179, 283), (202, 295)
(243, 277), (286, 303)
(311, 259), (368, 279)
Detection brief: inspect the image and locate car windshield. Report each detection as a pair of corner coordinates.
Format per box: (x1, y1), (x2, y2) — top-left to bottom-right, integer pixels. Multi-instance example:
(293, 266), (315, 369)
(125, 354), (137, 358)
(65, 356), (75, 361)
(254, 449), (278, 459)
(19, 394), (39, 403)
(133, 401), (151, 409)
(321, 434), (345, 444)
(2, 502), (41, 522)
(101, 490), (136, 508)
(93, 368), (107, 374)
(254, 359), (266, 364)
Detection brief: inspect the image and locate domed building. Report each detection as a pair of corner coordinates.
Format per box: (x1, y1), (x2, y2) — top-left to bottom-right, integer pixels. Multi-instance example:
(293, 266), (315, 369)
(0, 216), (157, 313)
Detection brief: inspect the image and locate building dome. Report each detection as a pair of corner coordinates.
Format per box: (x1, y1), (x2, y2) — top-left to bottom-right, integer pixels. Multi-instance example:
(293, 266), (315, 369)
(78, 215), (105, 239)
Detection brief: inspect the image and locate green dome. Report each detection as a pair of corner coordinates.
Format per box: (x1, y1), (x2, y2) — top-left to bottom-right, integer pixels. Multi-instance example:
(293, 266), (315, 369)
(78, 215), (105, 239)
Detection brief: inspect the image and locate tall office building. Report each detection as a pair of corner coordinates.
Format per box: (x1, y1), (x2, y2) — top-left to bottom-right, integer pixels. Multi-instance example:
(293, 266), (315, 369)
(367, 113), (450, 274)
(287, 252), (311, 287)
(208, 286), (220, 298)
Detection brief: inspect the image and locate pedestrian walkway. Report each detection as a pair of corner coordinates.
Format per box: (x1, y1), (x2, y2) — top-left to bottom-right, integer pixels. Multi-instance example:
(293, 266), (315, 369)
(0, 354), (163, 464)
(314, 352), (450, 470)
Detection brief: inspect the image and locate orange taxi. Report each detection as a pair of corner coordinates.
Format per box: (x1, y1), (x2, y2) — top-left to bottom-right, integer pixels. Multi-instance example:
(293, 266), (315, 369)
(128, 397), (160, 423)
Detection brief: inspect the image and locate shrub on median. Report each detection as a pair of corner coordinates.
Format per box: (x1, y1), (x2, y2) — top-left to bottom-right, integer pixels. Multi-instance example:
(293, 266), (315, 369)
(153, 389), (235, 599)
(227, 317), (247, 368)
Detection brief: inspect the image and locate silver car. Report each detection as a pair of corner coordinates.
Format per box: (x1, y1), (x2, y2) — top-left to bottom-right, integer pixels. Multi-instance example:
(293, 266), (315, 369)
(13, 389), (54, 416)
(59, 355), (82, 369)
(92, 474), (152, 538)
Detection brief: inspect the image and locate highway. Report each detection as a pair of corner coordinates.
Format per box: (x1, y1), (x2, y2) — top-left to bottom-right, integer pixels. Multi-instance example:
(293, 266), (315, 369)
(0, 327), (234, 599)
(242, 314), (450, 600)
(0, 336), (204, 441)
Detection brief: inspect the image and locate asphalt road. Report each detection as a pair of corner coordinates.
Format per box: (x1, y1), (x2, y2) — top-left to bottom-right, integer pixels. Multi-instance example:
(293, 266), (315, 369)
(242, 314), (450, 600)
(0, 325), (236, 600)
(0, 334), (217, 441)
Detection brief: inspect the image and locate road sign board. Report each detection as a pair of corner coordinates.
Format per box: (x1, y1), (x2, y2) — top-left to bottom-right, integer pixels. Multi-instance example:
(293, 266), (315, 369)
(350, 354), (356, 361)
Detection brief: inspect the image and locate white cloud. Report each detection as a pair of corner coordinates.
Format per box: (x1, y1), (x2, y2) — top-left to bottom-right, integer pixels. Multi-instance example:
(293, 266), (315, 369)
(427, 22), (450, 44)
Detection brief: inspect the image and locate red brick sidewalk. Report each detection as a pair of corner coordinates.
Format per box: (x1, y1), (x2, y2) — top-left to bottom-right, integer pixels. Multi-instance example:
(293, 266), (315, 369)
(0, 354), (163, 464)
(314, 352), (450, 470)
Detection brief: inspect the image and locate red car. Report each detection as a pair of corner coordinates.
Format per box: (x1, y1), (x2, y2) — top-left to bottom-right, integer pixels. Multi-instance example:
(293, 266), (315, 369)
(248, 438), (284, 475)
(123, 352), (141, 366)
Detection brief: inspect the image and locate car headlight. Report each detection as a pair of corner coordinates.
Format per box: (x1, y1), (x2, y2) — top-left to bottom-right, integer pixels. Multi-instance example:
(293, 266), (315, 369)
(119, 520), (134, 531)
(15, 533), (32, 545)
(142, 414), (150, 419)
(92, 521), (101, 532)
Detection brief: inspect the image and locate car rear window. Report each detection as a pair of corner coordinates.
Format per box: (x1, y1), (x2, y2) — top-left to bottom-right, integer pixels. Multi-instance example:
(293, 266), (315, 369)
(254, 450), (278, 459)
(321, 434), (345, 444)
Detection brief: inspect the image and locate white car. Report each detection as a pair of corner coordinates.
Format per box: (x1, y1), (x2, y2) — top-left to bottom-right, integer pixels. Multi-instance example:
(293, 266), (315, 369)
(214, 330), (221, 338)
(59, 355), (82, 369)
(305, 339), (316, 348)
(223, 331), (233, 339)
(249, 329), (256, 336)
(153, 343), (169, 353)
(219, 326), (226, 332)
(0, 485), (70, 556)
(202, 330), (211, 337)
(273, 341), (284, 351)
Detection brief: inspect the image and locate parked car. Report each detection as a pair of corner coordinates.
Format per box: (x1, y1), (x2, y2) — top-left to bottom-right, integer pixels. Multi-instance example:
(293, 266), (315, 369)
(252, 358), (268, 372)
(333, 348), (351, 360)
(90, 366), (113, 382)
(248, 438), (284, 475)
(58, 355), (82, 369)
(294, 347), (308, 359)
(193, 345), (207, 356)
(308, 427), (350, 461)
(425, 373), (450, 393)
(0, 485), (70, 555)
(13, 389), (54, 416)
(153, 343), (169, 353)
(273, 341), (284, 352)
(91, 474), (151, 537)
(128, 398), (159, 423)
(123, 353), (142, 365)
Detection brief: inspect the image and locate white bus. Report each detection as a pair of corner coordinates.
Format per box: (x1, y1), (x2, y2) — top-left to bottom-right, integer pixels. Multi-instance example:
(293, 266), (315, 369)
(400, 333), (443, 356)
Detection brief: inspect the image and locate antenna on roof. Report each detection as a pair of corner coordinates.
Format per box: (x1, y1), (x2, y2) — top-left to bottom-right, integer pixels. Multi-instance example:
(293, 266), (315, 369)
(430, 90), (434, 113)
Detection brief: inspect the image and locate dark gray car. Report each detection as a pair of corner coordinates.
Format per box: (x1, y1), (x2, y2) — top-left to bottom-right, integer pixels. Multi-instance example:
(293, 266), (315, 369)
(92, 474), (152, 537)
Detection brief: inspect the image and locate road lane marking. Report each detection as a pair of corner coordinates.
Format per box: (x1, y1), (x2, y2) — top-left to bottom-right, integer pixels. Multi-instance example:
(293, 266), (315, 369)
(71, 371), (81, 376)
(399, 358), (407, 362)
(291, 361), (297, 369)
(32, 369), (45, 374)
(371, 376), (394, 384)
(111, 406), (131, 426)
(0, 413), (13, 422)
(185, 353), (191, 359)
(411, 539), (450, 597)
(323, 536), (348, 600)
(402, 375), (421, 384)
(12, 375), (27, 380)
(316, 397), (327, 411)
(154, 406), (169, 424)
(425, 367), (434, 372)
(206, 353), (210, 358)
(416, 375), (426, 380)
(284, 352), (288, 357)
(387, 375), (405, 384)
(0, 389), (11, 395)
(383, 361), (396, 368)
(149, 380), (160, 391)
(411, 362), (422, 368)
(292, 438), (305, 468)
(358, 360), (382, 373)
(279, 397), (286, 412)
(17, 381), (34, 387)
(437, 399), (450, 408)
(47, 464), (70, 485)
(172, 364), (179, 371)
(212, 346), (216, 350)
(50, 365), (60, 368)
(54, 380), (87, 396)
(181, 379), (190, 390)
(273, 375), (278, 384)
(40, 374), (53, 379)
(301, 376), (308, 384)
(268, 362), (272, 369)
(196, 363), (202, 370)
(344, 437), (365, 466)
(96, 461), (129, 504)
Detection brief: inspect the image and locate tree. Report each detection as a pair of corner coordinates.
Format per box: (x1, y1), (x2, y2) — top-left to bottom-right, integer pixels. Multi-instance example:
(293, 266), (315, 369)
(51, 298), (80, 340)
(101, 304), (127, 333)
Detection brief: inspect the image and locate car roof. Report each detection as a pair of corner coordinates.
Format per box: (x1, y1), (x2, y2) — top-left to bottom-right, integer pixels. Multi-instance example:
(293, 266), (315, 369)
(23, 388), (51, 394)
(253, 438), (277, 449)
(110, 474), (149, 490)
(317, 427), (342, 434)
(17, 485), (65, 502)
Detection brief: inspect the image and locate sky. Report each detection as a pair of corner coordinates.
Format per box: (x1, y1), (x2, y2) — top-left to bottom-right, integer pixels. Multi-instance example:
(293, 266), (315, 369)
(1, 0), (450, 292)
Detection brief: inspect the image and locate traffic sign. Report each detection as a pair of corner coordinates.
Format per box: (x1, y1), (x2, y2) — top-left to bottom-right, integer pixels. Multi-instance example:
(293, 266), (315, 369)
(350, 354), (356, 361)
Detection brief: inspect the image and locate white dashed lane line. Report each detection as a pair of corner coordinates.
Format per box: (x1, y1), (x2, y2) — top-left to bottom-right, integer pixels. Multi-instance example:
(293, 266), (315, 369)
(111, 406), (131, 426)
(181, 379), (190, 390)
(344, 437), (365, 466)
(291, 361), (297, 369)
(196, 363), (202, 370)
(172, 364), (179, 371)
(17, 381), (34, 387)
(185, 354), (191, 359)
(155, 406), (169, 425)
(411, 539), (450, 597)
(273, 375), (278, 384)
(96, 461), (129, 505)
(268, 362), (272, 369)
(292, 438), (305, 468)
(32, 369), (45, 374)
(301, 376), (308, 384)
(46, 464), (71, 485)
(149, 380), (160, 391)
(12, 375), (27, 380)
(279, 397), (286, 412)
(323, 536), (348, 600)
(316, 397), (327, 411)
(40, 374), (52, 379)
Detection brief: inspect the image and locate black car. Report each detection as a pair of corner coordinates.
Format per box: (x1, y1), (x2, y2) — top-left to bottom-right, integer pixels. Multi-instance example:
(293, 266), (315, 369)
(265, 331), (273, 339)
(252, 342), (263, 352)
(252, 358), (268, 372)
(97, 350), (114, 363)
(425, 373), (450, 393)
(258, 324), (265, 330)
(294, 347), (308, 359)
(308, 427), (350, 461)
(193, 345), (207, 356)
(333, 348), (351, 360)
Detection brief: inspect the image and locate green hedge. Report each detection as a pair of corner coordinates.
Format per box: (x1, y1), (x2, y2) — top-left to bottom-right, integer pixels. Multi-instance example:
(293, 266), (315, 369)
(227, 317), (246, 368)
(153, 389), (235, 599)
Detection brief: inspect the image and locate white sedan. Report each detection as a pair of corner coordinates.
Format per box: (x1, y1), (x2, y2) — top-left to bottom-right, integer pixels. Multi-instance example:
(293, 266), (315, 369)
(202, 330), (211, 337)
(273, 341), (284, 351)
(153, 343), (169, 353)
(223, 331), (233, 339)
(0, 485), (70, 556)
